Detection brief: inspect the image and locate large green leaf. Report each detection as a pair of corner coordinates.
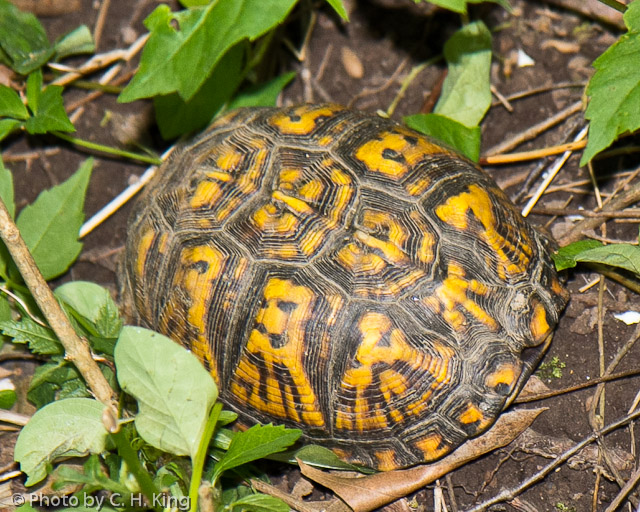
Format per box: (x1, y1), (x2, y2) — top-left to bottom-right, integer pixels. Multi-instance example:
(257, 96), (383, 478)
(114, 326), (218, 459)
(581, 0), (640, 165)
(16, 159), (92, 280)
(119, 0), (298, 103)
(14, 398), (109, 485)
(0, 0), (53, 74)
(0, 84), (29, 120)
(434, 21), (492, 128)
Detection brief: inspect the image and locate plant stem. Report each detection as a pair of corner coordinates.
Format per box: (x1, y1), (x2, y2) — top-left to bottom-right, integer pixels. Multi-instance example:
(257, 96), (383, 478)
(53, 131), (162, 166)
(190, 402), (223, 512)
(111, 428), (161, 509)
(0, 197), (117, 407)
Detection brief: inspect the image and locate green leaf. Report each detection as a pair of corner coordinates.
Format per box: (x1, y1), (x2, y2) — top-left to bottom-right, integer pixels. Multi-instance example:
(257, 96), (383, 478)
(55, 281), (122, 339)
(231, 493), (290, 512)
(212, 424), (301, 483)
(25, 85), (75, 134)
(114, 326), (218, 459)
(119, 0), (298, 102)
(0, 156), (15, 218)
(16, 159), (92, 280)
(325, 0), (349, 21)
(434, 21), (492, 127)
(0, 85), (29, 120)
(14, 398), (109, 485)
(27, 360), (89, 408)
(0, 389), (17, 409)
(413, 0), (510, 15)
(0, 317), (62, 355)
(291, 444), (370, 472)
(581, 1), (640, 164)
(0, 0), (54, 74)
(0, 118), (22, 142)
(180, 0), (212, 6)
(154, 42), (245, 139)
(567, 243), (640, 275)
(227, 72), (296, 111)
(25, 70), (42, 114)
(404, 113), (481, 161)
(552, 239), (603, 270)
(54, 25), (95, 60)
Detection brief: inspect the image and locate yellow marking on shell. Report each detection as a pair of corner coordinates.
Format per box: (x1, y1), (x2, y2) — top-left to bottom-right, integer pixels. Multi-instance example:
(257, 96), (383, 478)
(190, 179), (223, 209)
(374, 450), (399, 471)
(551, 276), (567, 299)
(231, 278), (329, 426)
(205, 170), (232, 182)
(414, 434), (448, 460)
(336, 312), (454, 431)
(424, 262), (498, 332)
(252, 203), (298, 233)
(279, 168), (303, 186)
(135, 229), (157, 279)
(216, 147), (243, 170)
(169, 245), (227, 381)
(355, 130), (444, 180)
(337, 242), (386, 273)
(269, 105), (341, 135)
(485, 364), (517, 390)
(459, 403), (484, 425)
(354, 230), (408, 265)
(435, 184), (530, 279)
(272, 190), (314, 215)
(530, 302), (550, 343)
(299, 180), (323, 202)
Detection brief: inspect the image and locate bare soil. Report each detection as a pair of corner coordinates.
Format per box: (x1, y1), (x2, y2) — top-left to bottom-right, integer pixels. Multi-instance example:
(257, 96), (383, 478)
(2, 0), (640, 511)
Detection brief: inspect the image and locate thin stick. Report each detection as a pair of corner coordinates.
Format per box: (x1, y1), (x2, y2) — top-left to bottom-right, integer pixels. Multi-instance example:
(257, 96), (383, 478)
(93, 0), (112, 50)
(485, 101), (583, 157)
(466, 409), (640, 512)
(521, 125), (588, 217)
(0, 198), (116, 408)
(79, 146), (175, 238)
(481, 139), (587, 165)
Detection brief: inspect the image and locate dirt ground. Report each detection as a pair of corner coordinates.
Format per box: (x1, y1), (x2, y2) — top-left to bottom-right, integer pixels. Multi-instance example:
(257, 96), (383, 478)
(2, 0), (640, 510)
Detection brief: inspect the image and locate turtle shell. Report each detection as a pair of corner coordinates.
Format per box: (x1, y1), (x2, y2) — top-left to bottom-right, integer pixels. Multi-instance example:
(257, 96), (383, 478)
(125, 103), (568, 470)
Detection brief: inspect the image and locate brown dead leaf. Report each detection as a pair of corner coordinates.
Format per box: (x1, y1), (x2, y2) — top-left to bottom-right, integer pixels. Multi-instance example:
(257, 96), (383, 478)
(299, 408), (546, 512)
(519, 375), (551, 398)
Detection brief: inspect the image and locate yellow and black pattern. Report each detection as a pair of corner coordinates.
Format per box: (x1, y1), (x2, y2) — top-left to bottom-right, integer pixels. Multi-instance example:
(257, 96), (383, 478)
(125, 104), (568, 470)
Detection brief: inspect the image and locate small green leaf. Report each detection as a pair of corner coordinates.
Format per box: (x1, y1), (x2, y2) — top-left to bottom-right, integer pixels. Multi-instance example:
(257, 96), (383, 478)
(0, 389), (17, 409)
(119, 0), (298, 102)
(212, 424), (301, 483)
(0, 85), (29, 120)
(114, 326), (218, 459)
(0, 0), (54, 74)
(55, 281), (122, 339)
(27, 360), (90, 408)
(0, 156), (15, 218)
(14, 398), (109, 485)
(231, 493), (290, 512)
(581, 1), (640, 164)
(574, 244), (640, 275)
(25, 70), (42, 113)
(54, 25), (95, 60)
(180, 0), (212, 6)
(16, 159), (92, 280)
(325, 0), (349, 21)
(25, 85), (75, 134)
(435, 21), (492, 127)
(0, 317), (62, 355)
(0, 118), (22, 142)
(404, 113), (481, 161)
(227, 72), (296, 111)
(293, 444), (370, 472)
(154, 42), (245, 139)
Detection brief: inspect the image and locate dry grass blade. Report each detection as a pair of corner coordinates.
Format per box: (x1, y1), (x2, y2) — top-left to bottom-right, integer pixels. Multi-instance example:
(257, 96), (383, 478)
(299, 408), (546, 512)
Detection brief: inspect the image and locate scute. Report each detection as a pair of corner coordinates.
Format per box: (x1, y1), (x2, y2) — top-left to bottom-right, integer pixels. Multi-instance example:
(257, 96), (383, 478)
(125, 103), (568, 470)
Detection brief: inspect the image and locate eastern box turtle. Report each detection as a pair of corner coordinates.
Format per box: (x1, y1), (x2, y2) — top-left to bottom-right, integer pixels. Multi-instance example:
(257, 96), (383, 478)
(124, 103), (568, 470)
